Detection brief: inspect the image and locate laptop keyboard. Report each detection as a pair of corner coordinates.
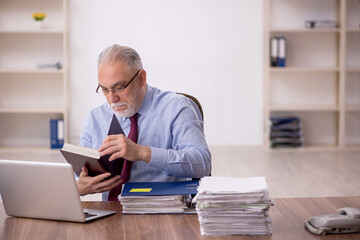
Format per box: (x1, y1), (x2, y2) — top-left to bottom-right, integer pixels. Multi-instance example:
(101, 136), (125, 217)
(84, 211), (97, 218)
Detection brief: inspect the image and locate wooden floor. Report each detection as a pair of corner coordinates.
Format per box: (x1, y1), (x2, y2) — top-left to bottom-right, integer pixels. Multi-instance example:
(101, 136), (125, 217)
(210, 146), (360, 198)
(0, 146), (359, 200)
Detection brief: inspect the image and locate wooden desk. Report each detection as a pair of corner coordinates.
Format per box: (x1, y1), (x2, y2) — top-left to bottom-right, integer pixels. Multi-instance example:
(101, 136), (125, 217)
(1, 196), (360, 240)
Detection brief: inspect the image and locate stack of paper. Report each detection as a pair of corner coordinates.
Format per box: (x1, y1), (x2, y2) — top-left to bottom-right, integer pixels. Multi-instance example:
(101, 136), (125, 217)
(119, 180), (198, 214)
(193, 176), (274, 236)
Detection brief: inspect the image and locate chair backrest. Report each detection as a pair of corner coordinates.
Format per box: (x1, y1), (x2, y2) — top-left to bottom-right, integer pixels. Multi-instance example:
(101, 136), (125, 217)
(176, 92), (209, 180)
(176, 92), (204, 121)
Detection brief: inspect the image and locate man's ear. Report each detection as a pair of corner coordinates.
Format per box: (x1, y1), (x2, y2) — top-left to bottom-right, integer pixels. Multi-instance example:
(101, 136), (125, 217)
(138, 69), (147, 86)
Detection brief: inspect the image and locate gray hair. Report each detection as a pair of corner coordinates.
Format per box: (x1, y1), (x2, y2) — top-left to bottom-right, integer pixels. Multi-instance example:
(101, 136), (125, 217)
(97, 44), (143, 71)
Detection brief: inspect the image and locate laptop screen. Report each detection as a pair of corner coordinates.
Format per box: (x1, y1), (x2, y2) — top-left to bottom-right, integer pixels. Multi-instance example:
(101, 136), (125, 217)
(0, 160), (87, 222)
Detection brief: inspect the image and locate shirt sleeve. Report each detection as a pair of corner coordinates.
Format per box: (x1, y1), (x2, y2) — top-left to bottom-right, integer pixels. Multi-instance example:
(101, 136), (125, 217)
(78, 108), (110, 201)
(148, 97), (212, 178)
(75, 114), (93, 180)
(79, 113), (93, 148)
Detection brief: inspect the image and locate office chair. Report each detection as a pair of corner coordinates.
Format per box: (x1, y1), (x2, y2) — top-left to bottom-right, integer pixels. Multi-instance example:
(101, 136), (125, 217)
(176, 92), (210, 180)
(176, 92), (204, 121)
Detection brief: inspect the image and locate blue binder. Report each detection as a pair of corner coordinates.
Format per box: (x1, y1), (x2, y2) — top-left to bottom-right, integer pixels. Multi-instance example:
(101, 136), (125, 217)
(50, 119), (64, 149)
(121, 180), (199, 197)
(277, 37), (286, 67)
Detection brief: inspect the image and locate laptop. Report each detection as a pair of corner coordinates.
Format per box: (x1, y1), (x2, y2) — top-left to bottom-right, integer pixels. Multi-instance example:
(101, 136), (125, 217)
(0, 159), (117, 222)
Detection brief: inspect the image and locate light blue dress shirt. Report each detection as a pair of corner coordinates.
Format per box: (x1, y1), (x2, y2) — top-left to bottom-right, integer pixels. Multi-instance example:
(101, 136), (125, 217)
(79, 84), (211, 200)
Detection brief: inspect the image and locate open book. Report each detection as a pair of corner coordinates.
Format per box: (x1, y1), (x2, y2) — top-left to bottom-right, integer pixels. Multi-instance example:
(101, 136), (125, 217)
(60, 143), (124, 178)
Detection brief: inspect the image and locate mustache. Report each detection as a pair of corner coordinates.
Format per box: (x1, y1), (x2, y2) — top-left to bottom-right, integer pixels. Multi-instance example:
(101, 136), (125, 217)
(111, 102), (128, 108)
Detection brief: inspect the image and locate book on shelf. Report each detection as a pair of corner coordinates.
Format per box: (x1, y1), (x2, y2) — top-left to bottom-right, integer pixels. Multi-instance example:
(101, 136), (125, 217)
(50, 119), (64, 149)
(269, 116), (303, 148)
(119, 180), (199, 214)
(60, 143), (124, 178)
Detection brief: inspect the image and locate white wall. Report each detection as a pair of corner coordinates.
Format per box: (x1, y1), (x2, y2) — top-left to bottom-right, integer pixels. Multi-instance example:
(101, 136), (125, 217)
(68, 0), (264, 146)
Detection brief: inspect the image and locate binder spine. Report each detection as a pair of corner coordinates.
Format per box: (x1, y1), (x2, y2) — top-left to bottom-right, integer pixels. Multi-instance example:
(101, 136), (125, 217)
(50, 119), (64, 149)
(270, 37), (278, 67)
(277, 37), (286, 67)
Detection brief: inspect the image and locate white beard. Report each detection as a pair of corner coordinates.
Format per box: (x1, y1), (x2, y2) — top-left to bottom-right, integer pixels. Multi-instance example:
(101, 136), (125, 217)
(111, 102), (136, 118)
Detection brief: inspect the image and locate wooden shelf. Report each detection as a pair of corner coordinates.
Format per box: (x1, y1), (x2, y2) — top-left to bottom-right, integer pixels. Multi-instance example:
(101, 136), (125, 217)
(0, 0), (68, 149)
(268, 145), (340, 151)
(343, 144), (360, 149)
(346, 66), (360, 72)
(269, 66), (339, 73)
(0, 29), (63, 34)
(264, 0), (360, 149)
(0, 146), (59, 152)
(346, 29), (360, 33)
(345, 106), (360, 112)
(268, 106), (339, 112)
(269, 29), (340, 33)
(0, 68), (64, 74)
(0, 107), (65, 114)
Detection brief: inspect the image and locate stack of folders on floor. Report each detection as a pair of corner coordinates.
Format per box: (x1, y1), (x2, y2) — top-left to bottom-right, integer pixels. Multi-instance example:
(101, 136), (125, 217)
(192, 176), (274, 236)
(269, 116), (303, 148)
(119, 180), (199, 214)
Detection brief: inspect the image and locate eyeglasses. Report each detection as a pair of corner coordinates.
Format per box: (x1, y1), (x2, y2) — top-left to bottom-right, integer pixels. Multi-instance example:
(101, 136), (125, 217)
(96, 69), (141, 95)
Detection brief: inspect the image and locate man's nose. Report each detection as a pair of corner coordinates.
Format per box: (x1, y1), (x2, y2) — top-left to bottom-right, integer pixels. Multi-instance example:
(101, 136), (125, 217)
(108, 91), (119, 102)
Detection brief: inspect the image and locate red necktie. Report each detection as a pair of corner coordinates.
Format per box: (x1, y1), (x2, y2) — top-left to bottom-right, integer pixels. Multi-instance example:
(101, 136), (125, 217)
(108, 114), (138, 201)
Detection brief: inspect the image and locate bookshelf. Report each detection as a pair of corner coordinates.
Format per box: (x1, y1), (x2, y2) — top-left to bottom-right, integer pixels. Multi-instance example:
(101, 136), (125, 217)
(264, 0), (360, 149)
(0, 0), (68, 148)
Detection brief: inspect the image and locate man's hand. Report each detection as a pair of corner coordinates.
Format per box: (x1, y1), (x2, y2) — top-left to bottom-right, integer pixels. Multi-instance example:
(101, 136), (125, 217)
(98, 134), (151, 163)
(77, 166), (122, 196)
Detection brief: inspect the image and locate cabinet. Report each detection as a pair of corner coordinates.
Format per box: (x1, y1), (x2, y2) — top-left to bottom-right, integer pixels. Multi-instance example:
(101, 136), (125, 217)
(0, 0), (68, 148)
(264, 0), (360, 149)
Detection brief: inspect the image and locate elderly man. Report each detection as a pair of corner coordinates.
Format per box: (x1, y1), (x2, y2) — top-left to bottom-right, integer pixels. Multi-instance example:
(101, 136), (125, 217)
(77, 44), (211, 201)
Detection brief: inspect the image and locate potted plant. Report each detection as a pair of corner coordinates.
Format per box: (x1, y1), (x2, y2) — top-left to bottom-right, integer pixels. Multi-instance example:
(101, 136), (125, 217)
(32, 12), (46, 29)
